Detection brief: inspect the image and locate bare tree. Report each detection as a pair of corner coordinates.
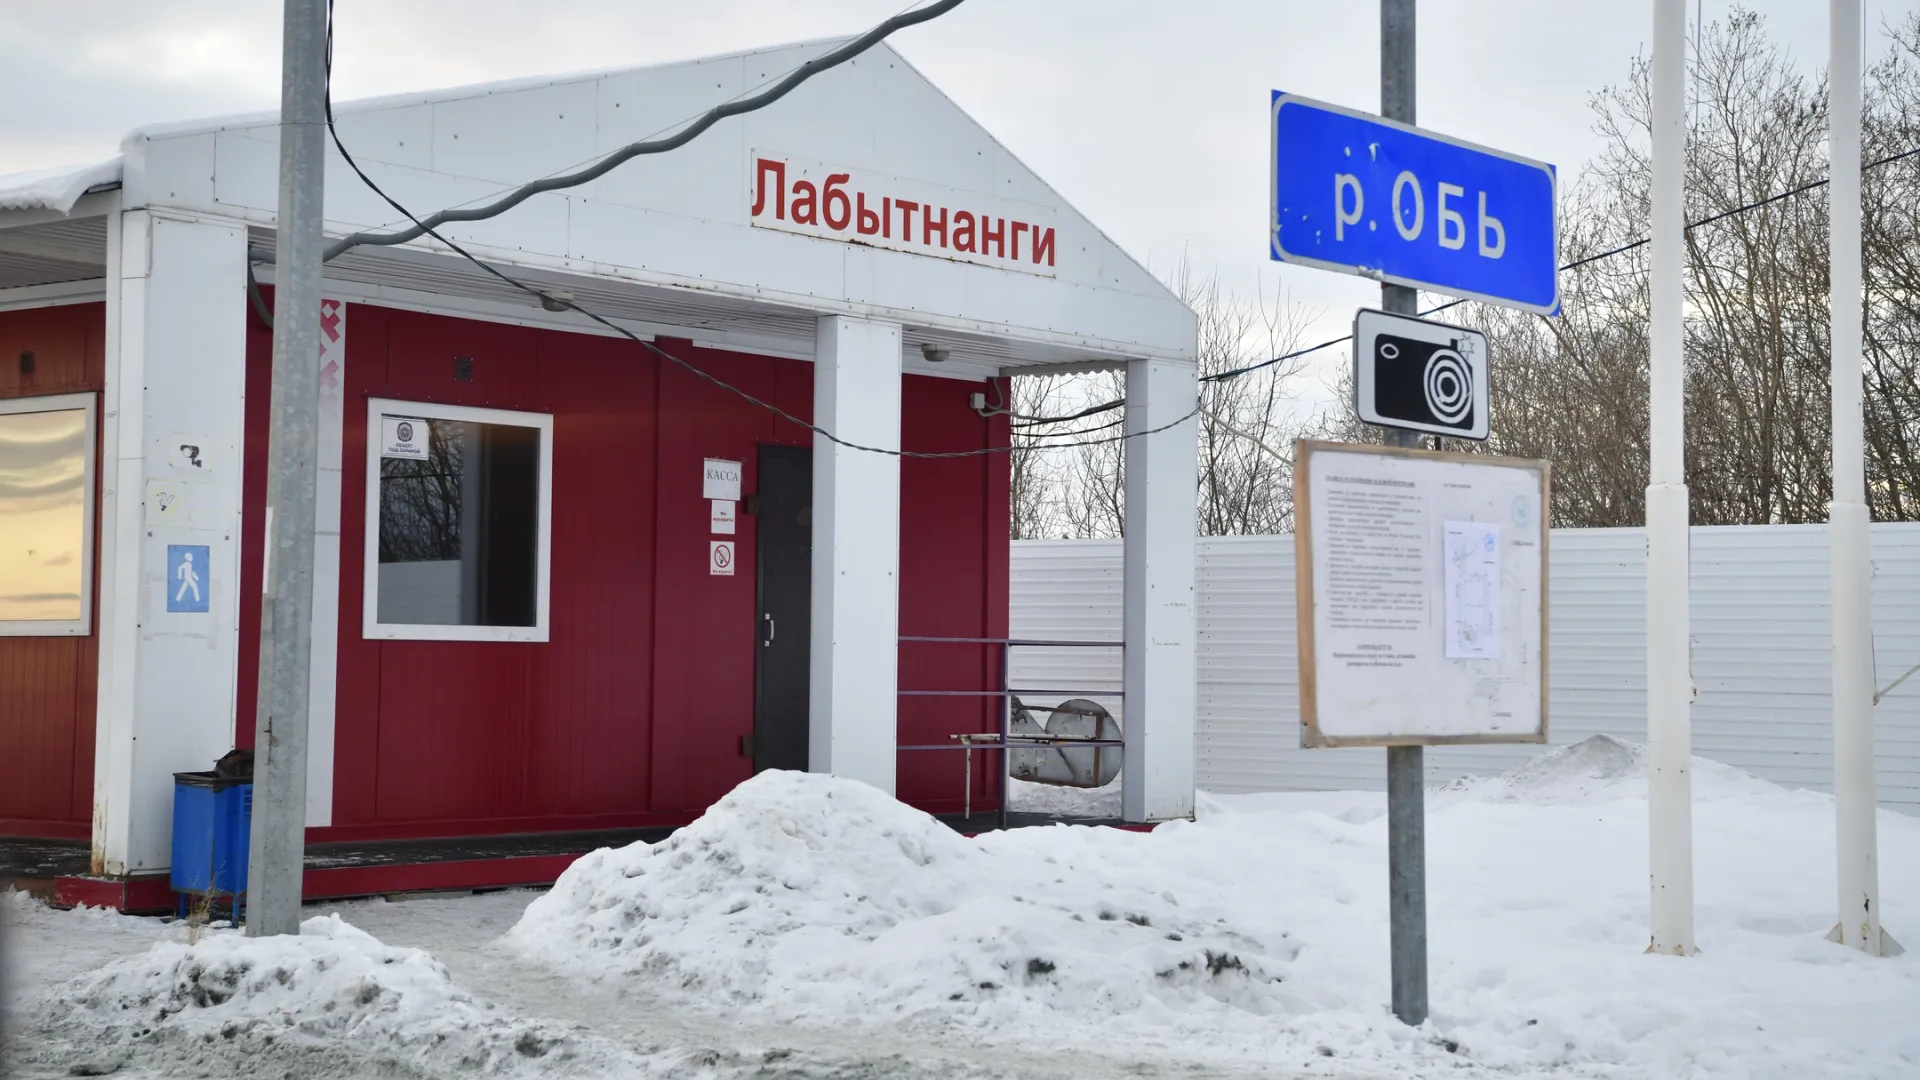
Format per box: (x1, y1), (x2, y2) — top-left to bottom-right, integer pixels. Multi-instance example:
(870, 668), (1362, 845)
(1007, 265), (1314, 538)
(1315, 9), (1920, 529)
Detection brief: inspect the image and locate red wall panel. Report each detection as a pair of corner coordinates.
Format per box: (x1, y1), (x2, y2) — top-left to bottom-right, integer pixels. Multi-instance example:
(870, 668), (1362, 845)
(0, 302), (105, 835)
(897, 375), (1012, 814)
(645, 340), (812, 813)
(242, 304), (1009, 839)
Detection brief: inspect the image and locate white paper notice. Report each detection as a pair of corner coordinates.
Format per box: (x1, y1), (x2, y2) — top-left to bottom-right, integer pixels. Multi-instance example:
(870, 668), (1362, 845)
(1443, 521), (1501, 659)
(710, 499), (736, 535)
(702, 458), (742, 501)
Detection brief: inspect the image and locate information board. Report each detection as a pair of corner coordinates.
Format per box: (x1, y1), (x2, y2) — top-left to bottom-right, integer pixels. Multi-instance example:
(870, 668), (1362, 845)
(1294, 441), (1549, 747)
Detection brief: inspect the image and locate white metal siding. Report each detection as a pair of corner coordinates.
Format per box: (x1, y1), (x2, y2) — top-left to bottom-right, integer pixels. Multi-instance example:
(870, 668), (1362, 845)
(1010, 524), (1920, 812)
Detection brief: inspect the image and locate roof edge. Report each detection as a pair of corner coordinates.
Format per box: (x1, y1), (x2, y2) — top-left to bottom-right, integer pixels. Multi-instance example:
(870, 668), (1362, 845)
(0, 158), (124, 215)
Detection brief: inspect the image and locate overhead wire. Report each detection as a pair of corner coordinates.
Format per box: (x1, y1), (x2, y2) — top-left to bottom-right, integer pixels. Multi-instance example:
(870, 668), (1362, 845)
(308, 0), (1200, 458)
(292, 1), (1916, 455)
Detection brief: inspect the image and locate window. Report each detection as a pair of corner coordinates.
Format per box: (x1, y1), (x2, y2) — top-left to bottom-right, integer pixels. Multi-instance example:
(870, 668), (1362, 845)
(0, 393), (96, 636)
(363, 399), (552, 642)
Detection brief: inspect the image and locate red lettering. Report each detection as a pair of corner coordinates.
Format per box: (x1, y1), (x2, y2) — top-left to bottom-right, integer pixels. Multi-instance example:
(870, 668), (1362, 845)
(857, 192), (881, 235)
(822, 174), (852, 230)
(751, 158), (786, 219)
(981, 215), (1006, 258)
(882, 196), (892, 238)
(791, 180), (818, 225)
(954, 210), (976, 253)
(1032, 225), (1055, 267)
(1011, 220), (1029, 262)
(923, 204), (948, 248)
(894, 199), (920, 243)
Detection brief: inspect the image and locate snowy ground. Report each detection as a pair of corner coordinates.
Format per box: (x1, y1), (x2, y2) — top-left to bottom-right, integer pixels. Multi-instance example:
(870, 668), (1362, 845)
(5, 737), (1918, 1079)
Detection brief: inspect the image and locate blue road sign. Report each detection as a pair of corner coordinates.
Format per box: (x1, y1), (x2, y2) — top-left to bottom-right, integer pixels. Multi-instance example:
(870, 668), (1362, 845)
(167, 544), (210, 614)
(1270, 92), (1558, 315)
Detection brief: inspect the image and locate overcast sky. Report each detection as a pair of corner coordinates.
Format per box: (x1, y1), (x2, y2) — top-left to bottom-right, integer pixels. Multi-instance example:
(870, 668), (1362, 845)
(4, 1), (1917, 390)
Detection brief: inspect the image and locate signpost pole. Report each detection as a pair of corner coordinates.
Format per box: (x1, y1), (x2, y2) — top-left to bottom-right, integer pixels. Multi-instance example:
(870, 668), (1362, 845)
(1379, 0), (1428, 1028)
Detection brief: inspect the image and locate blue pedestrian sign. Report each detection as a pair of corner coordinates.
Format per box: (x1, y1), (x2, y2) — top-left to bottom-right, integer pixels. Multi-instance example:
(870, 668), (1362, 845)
(1270, 92), (1559, 315)
(167, 544), (210, 613)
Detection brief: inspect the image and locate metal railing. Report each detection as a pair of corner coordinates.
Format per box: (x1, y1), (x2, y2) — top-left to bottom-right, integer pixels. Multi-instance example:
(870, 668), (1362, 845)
(897, 636), (1124, 830)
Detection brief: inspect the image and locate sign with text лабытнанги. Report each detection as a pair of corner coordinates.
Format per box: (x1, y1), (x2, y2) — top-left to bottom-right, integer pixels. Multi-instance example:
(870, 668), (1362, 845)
(1270, 93), (1559, 315)
(1293, 441), (1549, 747)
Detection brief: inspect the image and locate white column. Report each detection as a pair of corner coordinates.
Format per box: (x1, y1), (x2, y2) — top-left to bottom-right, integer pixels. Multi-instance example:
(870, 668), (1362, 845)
(1827, 0), (1899, 958)
(808, 315), (901, 794)
(1121, 358), (1198, 823)
(305, 298), (347, 827)
(1646, 0), (1697, 956)
(92, 212), (251, 876)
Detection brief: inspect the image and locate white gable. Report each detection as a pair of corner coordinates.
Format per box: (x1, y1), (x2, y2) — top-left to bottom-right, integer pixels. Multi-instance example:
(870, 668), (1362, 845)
(119, 40), (1194, 364)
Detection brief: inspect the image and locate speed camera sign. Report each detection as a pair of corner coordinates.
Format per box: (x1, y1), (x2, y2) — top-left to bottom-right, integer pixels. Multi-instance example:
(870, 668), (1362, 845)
(1354, 308), (1490, 441)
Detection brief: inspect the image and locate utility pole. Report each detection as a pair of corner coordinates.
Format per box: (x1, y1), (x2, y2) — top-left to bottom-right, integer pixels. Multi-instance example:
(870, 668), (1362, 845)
(1645, 0), (1696, 957)
(1379, 0), (1427, 1028)
(1826, 0), (1900, 958)
(246, 0), (328, 937)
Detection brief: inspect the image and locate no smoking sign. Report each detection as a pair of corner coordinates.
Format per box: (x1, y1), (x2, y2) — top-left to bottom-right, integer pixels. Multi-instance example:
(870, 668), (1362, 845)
(709, 540), (735, 577)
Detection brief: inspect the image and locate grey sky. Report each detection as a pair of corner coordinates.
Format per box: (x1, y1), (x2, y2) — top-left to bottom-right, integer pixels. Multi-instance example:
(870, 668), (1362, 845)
(4, 1), (1914, 388)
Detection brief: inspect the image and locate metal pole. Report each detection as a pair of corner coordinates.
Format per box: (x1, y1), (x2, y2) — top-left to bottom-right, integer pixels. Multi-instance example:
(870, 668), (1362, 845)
(1645, 0), (1697, 957)
(999, 640), (1012, 832)
(246, 0), (328, 937)
(1379, 0), (1428, 1028)
(1827, 0), (1899, 958)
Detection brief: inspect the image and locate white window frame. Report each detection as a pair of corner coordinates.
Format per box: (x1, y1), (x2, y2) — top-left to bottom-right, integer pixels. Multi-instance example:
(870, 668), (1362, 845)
(362, 397), (553, 643)
(0, 392), (97, 637)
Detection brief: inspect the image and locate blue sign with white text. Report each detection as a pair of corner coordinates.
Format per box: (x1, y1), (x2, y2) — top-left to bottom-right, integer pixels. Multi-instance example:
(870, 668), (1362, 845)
(1270, 92), (1559, 314)
(167, 544), (210, 614)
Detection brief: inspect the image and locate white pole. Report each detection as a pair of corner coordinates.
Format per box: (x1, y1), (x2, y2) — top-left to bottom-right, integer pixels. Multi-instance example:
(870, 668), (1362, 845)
(1827, 0), (1900, 958)
(1646, 0), (1696, 957)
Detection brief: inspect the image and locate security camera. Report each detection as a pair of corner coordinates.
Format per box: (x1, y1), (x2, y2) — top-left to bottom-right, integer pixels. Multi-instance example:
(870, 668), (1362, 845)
(920, 342), (951, 363)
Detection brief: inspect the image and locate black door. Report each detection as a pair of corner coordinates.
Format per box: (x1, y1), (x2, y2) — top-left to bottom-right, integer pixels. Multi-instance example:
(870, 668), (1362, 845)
(753, 446), (812, 773)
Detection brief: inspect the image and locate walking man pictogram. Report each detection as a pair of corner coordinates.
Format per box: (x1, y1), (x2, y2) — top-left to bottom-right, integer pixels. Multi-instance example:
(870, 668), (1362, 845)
(175, 550), (201, 605)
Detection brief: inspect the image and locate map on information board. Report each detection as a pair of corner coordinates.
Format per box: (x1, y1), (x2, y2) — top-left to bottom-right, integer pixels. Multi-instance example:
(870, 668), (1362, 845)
(1294, 441), (1549, 747)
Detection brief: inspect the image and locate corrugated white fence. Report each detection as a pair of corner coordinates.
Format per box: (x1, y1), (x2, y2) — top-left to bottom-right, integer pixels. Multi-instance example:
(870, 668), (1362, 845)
(1009, 524), (1920, 813)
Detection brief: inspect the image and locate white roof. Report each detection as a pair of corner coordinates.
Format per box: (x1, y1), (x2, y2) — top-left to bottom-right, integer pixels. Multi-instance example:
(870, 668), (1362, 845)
(0, 158), (122, 214)
(29, 39), (1194, 365)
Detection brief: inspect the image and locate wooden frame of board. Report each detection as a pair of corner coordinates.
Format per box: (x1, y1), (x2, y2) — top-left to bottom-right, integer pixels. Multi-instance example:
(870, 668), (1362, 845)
(1293, 439), (1552, 748)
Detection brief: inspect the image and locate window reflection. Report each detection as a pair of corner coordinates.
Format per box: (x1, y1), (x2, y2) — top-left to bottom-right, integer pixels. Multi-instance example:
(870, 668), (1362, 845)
(0, 408), (87, 623)
(376, 416), (538, 627)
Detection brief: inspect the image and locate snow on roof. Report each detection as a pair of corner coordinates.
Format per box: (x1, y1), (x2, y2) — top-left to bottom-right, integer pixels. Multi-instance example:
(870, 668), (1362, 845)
(0, 157), (122, 215)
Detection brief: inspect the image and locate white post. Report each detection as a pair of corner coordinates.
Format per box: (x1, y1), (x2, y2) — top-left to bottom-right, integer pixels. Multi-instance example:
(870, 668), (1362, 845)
(92, 211), (251, 878)
(809, 315), (901, 795)
(1121, 357), (1198, 823)
(1826, 0), (1900, 958)
(1646, 0), (1697, 956)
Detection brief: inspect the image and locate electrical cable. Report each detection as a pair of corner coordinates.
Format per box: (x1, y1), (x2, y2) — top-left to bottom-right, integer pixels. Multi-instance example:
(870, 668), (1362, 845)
(311, 0), (1198, 459)
(314, 0), (967, 263)
(1165, 142), (1920, 393)
(302, 1), (1912, 453)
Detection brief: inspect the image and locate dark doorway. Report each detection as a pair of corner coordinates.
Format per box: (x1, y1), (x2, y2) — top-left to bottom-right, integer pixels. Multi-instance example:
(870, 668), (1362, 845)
(753, 446), (812, 773)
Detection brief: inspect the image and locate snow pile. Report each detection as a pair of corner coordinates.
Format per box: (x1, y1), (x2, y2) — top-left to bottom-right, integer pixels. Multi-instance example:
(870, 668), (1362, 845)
(1006, 774), (1121, 818)
(48, 914), (597, 1078)
(507, 770), (1298, 1026)
(0, 158), (121, 213)
(1447, 734), (1781, 805)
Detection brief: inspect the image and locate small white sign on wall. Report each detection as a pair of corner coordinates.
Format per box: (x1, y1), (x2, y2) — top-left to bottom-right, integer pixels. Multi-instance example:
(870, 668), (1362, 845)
(381, 416), (429, 460)
(711, 499), (737, 535)
(703, 458), (742, 501)
(709, 541), (735, 576)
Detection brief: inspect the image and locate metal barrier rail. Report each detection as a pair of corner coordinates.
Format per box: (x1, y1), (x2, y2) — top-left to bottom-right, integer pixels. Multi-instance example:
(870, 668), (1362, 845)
(896, 635), (1124, 829)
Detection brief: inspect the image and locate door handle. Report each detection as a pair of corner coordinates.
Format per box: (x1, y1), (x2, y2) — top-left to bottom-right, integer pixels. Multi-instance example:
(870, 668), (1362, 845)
(764, 613), (775, 645)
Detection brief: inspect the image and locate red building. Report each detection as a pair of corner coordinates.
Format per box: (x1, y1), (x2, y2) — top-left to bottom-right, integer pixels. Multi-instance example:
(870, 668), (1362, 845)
(0, 39), (1199, 904)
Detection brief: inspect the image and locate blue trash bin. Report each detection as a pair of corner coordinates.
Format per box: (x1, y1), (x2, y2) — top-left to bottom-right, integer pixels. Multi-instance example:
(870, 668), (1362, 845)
(171, 771), (252, 919)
